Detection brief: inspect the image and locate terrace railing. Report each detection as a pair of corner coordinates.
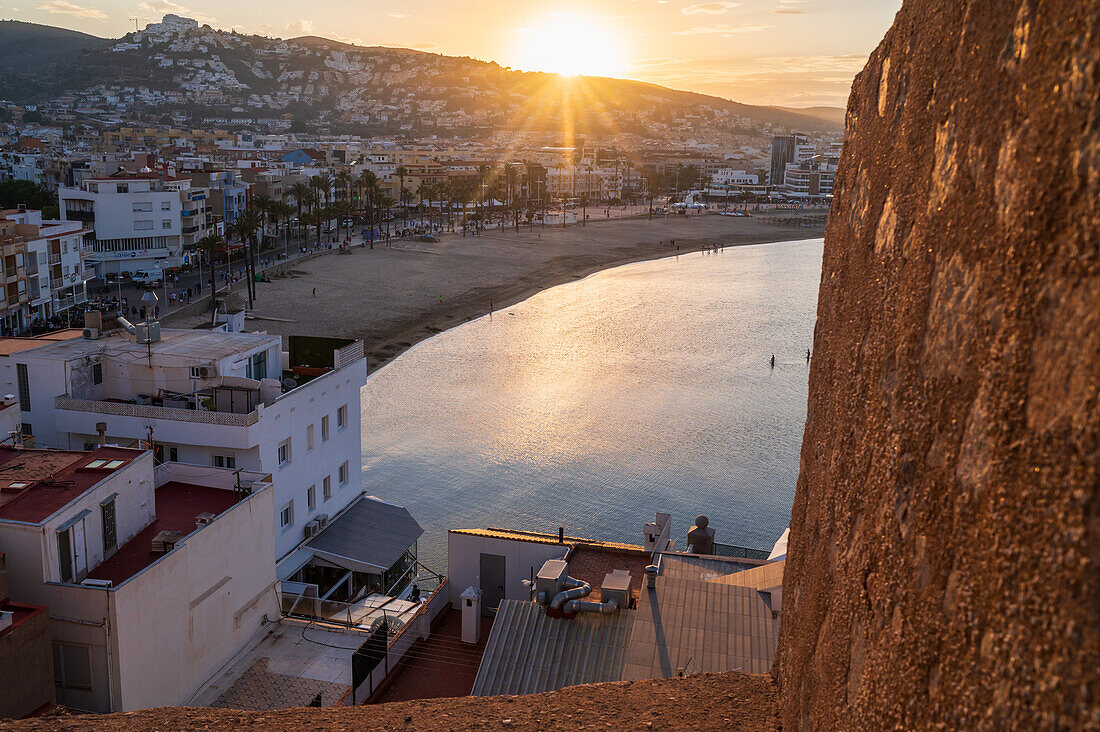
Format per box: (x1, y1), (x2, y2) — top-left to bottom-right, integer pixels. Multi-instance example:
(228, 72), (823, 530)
(55, 395), (260, 426)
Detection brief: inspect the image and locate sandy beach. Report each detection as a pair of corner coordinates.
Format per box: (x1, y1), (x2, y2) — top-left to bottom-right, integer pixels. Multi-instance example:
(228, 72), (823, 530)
(170, 212), (825, 371)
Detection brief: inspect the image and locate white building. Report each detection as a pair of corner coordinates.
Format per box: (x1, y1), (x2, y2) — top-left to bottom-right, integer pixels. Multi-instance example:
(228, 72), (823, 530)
(8, 324), (367, 561)
(0, 208), (93, 325)
(711, 169), (760, 187)
(58, 172), (193, 276)
(0, 444), (276, 712)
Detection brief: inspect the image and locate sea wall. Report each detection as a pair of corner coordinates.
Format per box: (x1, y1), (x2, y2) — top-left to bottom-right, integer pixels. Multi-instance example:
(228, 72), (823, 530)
(776, 1), (1099, 729)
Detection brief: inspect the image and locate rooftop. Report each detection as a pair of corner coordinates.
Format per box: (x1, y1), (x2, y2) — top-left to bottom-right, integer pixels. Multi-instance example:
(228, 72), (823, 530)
(0, 329), (84, 357)
(85, 481), (239, 586)
(0, 446), (142, 524)
(449, 527), (645, 554)
(19, 327), (277, 363)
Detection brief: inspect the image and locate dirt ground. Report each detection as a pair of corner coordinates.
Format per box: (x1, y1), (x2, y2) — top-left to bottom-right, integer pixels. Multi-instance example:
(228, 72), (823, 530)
(4, 672), (778, 731)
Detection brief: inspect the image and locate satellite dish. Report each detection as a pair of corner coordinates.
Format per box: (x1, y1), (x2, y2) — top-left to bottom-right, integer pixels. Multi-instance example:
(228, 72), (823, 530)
(282, 377), (297, 389)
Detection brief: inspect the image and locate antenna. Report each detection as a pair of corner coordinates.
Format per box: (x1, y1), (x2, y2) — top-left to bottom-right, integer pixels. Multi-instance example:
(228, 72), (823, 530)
(130, 16), (139, 32)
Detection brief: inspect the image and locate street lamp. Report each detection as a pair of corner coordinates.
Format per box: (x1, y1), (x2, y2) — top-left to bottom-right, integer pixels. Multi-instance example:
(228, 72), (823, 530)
(141, 290), (158, 323)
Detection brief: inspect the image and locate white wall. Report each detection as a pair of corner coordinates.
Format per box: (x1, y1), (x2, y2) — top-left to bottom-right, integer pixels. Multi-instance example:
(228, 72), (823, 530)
(446, 532), (569, 607)
(263, 360), (367, 559)
(108, 480), (276, 711)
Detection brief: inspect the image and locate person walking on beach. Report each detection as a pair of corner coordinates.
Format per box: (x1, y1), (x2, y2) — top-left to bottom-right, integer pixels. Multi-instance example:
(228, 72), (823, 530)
(806, 349), (811, 362)
(312, 287), (316, 297)
(770, 354), (776, 369)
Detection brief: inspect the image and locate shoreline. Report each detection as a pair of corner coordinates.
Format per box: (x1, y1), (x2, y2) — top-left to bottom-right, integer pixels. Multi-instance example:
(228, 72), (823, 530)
(362, 227), (823, 373)
(171, 213), (826, 373)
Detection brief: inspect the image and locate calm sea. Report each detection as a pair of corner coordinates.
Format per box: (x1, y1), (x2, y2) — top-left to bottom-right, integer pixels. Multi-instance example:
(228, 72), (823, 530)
(360, 238), (823, 572)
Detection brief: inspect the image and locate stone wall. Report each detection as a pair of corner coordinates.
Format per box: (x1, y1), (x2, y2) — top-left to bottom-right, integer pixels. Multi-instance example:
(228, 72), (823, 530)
(776, 1), (1099, 729)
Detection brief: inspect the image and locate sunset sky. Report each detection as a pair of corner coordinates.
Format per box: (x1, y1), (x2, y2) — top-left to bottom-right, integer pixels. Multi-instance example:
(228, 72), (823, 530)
(4, 0), (903, 107)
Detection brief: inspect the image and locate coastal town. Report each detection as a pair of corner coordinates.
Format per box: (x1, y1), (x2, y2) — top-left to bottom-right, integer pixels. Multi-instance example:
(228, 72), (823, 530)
(0, 0), (1085, 729)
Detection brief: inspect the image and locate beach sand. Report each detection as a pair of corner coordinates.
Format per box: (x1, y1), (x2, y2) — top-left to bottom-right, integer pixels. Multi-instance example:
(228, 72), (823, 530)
(170, 212), (825, 371)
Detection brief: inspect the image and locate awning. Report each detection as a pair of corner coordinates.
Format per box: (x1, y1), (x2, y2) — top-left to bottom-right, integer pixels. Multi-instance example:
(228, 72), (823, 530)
(305, 496), (423, 574)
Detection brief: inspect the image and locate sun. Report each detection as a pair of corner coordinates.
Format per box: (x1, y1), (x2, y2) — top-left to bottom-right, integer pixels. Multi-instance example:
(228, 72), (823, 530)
(513, 13), (626, 78)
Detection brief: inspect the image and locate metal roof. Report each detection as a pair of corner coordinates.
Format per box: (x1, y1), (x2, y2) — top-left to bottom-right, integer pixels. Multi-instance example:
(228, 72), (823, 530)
(306, 496), (423, 573)
(471, 599), (636, 697)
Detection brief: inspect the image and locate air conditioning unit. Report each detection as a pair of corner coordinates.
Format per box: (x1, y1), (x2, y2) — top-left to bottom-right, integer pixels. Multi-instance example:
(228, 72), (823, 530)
(304, 519), (321, 539)
(80, 578), (113, 589)
(315, 514), (329, 529)
(195, 511), (216, 527)
(82, 327), (100, 340)
(190, 364), (217, 379)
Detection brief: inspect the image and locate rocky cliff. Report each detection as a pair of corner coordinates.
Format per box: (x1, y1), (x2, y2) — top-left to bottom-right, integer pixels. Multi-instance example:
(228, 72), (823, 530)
(776, 0), (1099, 729)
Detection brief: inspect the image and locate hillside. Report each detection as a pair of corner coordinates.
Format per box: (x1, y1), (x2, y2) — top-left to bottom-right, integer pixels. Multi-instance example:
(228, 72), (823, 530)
(0, 21), (108, 102)
(771, 105), (846, 125)
(0, 16), (840, 138)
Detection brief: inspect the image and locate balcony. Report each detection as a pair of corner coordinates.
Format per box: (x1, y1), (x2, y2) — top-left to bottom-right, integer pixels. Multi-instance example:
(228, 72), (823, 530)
(48, 255), (62, 266)
(49, 278), (63, 290)
(55, 395), (260, 427)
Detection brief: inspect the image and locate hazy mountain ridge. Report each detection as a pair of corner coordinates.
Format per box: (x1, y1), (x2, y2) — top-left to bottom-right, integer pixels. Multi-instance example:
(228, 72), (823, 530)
(0, 18), (842, 137)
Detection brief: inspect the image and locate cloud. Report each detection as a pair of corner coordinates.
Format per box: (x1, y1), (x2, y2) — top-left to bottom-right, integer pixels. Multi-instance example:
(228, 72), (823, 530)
(388, 11), (408, 18)
(625, 53), (868, 106)
(673, 23), (769, 35)
(35, 0), (105, 20)
(283, 18), (313, 36)
(681, 2), (739, 14)
(138, 0), (185, 12)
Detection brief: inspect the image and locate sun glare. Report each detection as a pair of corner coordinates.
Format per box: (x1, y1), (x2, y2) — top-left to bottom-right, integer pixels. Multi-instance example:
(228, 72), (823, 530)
(514, 13), (626, 78)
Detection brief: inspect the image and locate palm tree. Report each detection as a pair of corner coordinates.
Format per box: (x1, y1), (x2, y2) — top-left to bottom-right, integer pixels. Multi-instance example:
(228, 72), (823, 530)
(395, 165), (407, 224)
(505, 164), (520, 231)
(251, 193), (273, 247)
(289, 181), (311, 243)
(231, 208), (263, 307)
(194, 234), (225, 322)
(334, 170), (353, 240)
(310, 174), (333, 241)
(415, 182), (429, 227)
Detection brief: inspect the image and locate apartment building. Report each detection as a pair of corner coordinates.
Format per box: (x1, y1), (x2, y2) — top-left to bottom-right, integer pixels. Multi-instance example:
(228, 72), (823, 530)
(0, 208), (93, 329)
(8, 324), (367, 561)
(58, 172), (196, 276)
(783, 155), (838, 199)
(0, 445), (276, 712)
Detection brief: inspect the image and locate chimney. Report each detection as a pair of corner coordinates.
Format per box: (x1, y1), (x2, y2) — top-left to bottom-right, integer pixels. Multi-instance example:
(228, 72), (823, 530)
(558, 526), (564, 544)
(95, 422), (107, 448)
(646, 564), (659, 591)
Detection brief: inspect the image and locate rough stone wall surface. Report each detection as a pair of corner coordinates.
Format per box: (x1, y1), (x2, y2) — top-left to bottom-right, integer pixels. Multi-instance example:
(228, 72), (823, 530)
(776, 0), (1099, 729)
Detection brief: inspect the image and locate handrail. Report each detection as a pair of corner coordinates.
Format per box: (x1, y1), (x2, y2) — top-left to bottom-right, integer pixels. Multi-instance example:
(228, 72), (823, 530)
(54, 395), (260, 426)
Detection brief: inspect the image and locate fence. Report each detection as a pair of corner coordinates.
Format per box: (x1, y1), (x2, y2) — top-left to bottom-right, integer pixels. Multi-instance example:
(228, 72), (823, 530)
(712, 542), (771, 561)
(349, 577), (450, 704)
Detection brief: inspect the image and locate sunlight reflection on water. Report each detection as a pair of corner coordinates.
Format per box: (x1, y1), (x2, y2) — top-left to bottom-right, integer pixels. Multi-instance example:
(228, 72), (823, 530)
(360, 238), (824, 571)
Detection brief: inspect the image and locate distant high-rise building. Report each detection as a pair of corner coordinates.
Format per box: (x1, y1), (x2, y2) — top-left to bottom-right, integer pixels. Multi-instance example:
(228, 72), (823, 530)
(769, 134), (815, 188)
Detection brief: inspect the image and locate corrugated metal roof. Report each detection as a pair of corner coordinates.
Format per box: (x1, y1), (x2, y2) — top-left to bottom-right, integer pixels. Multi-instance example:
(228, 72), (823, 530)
(306, 496), (423, 572)
(621, 575), (779, 679)
(471, 599), (636, 697)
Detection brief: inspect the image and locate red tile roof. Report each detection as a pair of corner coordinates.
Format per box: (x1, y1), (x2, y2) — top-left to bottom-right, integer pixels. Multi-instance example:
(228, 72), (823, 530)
(0, 446), (142, 523)
(84, 481), (238, 586)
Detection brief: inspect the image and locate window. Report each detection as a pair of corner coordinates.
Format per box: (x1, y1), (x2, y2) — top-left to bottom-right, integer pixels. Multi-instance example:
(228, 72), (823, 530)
(162, 220), (172, 230)
(153, 445), (178, 464)
(53, 643), (92, 690)
(134, 220), (154, 231)
(16, 363), (29, 411)
(307, 424), (314, 450)
(279, 501), (293, 528)
(251, 351), (267, 380)
(212, 454), (236, 469)
(161, 201), (171, 211)
(278, 439), (291, 465)
(132, 201), (152, 213)
(339, 461), (349, 485)
(101, 497), (116, 553)
(57, 528), (73, 583)
(307, 485), (316, 510)
(116, 183), (129, 193)
(323, 475), (332, 501)
(92, 363), (103, 385)
(321, 415), (330, 441)
(337, 404), (347, 429)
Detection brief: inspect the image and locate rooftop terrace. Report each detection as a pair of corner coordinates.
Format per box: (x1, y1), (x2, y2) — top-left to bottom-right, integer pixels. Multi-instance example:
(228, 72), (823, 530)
(85, 481), (239, 586)
(0, 446), (141, 523)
